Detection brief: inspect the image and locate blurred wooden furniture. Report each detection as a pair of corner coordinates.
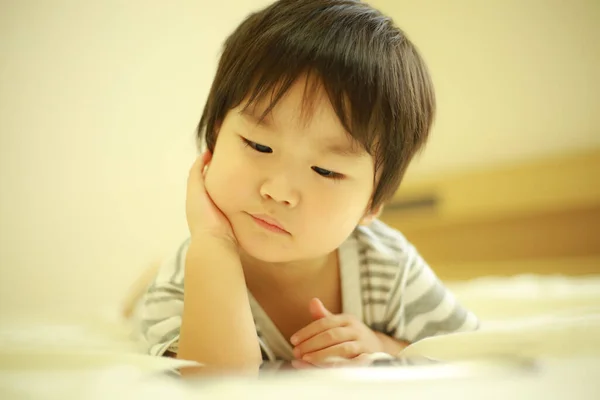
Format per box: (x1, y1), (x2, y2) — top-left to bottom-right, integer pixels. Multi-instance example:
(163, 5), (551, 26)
(382, 148), (600, 280)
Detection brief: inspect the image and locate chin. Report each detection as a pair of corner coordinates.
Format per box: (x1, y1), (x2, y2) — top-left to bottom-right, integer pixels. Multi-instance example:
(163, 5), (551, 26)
(232, 228), (297, 263)
(238, 239), (296, 263)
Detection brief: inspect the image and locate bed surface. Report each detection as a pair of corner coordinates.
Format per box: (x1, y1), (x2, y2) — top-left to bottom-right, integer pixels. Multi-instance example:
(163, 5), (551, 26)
(2, 272), (600, 398)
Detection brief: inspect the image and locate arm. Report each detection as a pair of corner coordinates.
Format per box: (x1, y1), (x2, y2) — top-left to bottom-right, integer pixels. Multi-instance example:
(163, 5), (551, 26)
(121, 260), (161, 320)
(373, 331), (409, 356)
(386, 247), (479, 344)
(177, 237), (261, 374)
(176, 152), (262, 374)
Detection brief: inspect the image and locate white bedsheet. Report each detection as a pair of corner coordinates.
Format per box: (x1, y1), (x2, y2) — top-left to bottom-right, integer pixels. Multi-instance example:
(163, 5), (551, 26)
(448, 274), (600, 321)
(1, 274), (599, 398)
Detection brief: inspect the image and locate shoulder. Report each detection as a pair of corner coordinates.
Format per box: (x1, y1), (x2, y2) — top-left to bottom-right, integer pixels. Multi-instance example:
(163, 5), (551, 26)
(352, 219), (418, 265)
(137, 238), (191, 355)
(346, 219), (422, 289)
(151, 238), (191, 288)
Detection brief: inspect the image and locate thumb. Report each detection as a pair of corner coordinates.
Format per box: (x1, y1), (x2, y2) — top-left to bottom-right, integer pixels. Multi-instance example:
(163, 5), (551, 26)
(309, 298), (333, 320)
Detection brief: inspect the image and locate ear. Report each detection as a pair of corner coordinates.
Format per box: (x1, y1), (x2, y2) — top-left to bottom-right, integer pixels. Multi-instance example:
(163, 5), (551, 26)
(359, 203), (384, 226)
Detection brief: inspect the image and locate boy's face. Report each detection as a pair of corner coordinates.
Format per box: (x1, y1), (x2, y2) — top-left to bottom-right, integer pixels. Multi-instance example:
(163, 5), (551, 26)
(204, 77), (376, 263)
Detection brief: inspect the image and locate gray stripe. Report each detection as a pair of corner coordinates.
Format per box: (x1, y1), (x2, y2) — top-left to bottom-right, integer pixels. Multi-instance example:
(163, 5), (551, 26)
(361, 257), (401, 267)
(144, 296), (181, 306)
(170, 238), (191, 285)
(384, 261), (411, 319)
(258, 336), (275, 362)
(140, 318), (167, 330)
(360, 283), (392, 293)
(369, 322), (388, 333)
(406, 262), (424, 287)
(362, 298), (387, 306)
(157, 326), (181, 347)
(414, 308), (468, 341)
(384, 280), (404, 326)
(363, 228), (405, 252)
(377, 239), (404, 255)
(404, 283), (445, 325)
(358, 236), (403, 255)
(359, 270), (396, 280)
(147, 285), (184, 297)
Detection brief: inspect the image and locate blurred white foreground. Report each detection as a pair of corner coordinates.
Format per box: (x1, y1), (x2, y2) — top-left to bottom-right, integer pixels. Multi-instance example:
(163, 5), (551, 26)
(1, 274), (600, 399)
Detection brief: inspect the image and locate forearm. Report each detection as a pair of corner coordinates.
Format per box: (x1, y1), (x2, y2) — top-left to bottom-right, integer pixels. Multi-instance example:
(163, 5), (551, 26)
(177, 237), (262, 373)
(373, 331), (409, 357)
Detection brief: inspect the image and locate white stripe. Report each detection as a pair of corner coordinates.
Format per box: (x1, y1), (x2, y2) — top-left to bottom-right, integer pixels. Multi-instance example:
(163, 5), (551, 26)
(360, 263), (400, 278)
(142, 299), (184, 322)
(457, 311), (479, 332)
(359, 275), (393, 291)
(145, 316), (182, 352)
(388, 255), (414, 338)
(361, 289), (390, 302)
(403, 264), (437, 304)
(404, 293), (457, 340)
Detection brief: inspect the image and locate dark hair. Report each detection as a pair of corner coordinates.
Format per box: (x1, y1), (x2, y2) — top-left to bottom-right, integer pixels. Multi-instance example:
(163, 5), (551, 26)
(198, 0), (435, 209)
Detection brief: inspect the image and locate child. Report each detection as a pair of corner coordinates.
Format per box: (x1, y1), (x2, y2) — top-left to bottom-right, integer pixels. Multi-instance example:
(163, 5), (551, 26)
(139, 0), (478, 372)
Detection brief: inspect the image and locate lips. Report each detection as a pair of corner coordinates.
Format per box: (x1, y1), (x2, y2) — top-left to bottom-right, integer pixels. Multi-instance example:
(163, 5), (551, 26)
(248, 213), (289, 234)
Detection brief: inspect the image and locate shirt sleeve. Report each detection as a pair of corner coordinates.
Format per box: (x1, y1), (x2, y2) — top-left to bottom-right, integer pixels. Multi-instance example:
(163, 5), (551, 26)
(138, 239), (190, 356)
(384, 245), (479, 343)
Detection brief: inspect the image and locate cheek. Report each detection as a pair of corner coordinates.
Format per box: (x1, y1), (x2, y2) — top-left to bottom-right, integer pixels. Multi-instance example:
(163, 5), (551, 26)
(204, 145), (255, 212)
(205, 150), (238, 205)
(306, 185), (370, 230)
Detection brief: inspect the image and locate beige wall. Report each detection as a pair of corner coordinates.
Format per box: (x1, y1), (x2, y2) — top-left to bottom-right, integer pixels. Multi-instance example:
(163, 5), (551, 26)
(0, 0), (272, 315)
(0, 0), (598, 315)
(370, 0), (600, 180)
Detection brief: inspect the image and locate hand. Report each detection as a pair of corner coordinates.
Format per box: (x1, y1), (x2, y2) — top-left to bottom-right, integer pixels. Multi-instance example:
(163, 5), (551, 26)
(186, 151), (234, 243)
(290, 298), (384, 366)
(291, 353), (375, 369)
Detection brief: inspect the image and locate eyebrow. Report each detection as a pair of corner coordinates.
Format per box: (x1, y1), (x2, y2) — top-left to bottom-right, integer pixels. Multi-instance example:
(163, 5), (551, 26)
(239, 107), (273, 128)
(239, 107), (364, 157)
(325, 142), (365, 157)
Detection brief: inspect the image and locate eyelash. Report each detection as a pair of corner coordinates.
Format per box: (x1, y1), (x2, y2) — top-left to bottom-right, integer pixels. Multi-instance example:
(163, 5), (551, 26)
(241, 136), (273, 153)
(240, 136), (345, 181)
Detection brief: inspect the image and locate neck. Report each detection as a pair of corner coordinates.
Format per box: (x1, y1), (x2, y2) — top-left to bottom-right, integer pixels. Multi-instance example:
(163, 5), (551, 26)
(241, 250), (337, 294)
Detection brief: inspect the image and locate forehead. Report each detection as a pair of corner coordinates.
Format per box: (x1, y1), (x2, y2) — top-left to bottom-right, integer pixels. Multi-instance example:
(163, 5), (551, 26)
(235, 76), (365, 156)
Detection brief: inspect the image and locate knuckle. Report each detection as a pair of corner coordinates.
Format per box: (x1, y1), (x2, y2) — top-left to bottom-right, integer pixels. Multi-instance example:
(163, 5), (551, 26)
(344, 342), (360, 356)
(324, 329), (337, 341)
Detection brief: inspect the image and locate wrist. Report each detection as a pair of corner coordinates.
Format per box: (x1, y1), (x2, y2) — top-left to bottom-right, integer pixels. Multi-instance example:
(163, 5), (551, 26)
(373, 331), (409, 356)
(372, 331), (387, 352)
(189, 233), (237, 253)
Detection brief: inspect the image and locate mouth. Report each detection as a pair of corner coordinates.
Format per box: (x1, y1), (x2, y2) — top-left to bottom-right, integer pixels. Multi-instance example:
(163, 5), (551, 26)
(248, 213), (289, 235)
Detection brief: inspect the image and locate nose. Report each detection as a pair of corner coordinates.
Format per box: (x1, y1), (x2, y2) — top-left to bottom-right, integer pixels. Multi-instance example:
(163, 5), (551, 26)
(259, 172), (299, 208)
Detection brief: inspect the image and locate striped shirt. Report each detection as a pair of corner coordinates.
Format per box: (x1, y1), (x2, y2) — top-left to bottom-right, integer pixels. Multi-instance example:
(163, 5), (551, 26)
(139, 219), (479, 360)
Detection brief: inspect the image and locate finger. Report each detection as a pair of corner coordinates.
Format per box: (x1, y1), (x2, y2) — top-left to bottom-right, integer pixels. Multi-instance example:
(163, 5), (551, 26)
(309, 298), (332, 320)
(188, 151), (211, 182)
(326, 353), (374, 368)
(298, 354), (373, 369)
(346, 353), (374, 366)
(302, 341), (362, 364)
(291, 359), (316, 370)
(290, 315), (350, 346)
(293, 326), (357, 358)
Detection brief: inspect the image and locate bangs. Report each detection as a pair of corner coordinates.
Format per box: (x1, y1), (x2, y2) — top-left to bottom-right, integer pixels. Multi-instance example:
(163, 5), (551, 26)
(239, 68), (375, 156)
(198, 0), (435, 208)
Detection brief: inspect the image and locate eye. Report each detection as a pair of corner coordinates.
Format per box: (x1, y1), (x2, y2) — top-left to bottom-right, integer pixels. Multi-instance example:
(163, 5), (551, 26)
(241, 137), (272, 153)
(312, 166), (344, 180)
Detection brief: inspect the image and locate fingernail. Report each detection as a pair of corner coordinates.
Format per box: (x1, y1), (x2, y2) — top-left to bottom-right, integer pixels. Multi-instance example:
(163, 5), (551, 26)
(302, 354), (311, 362)
(290, 336), (298, 345)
